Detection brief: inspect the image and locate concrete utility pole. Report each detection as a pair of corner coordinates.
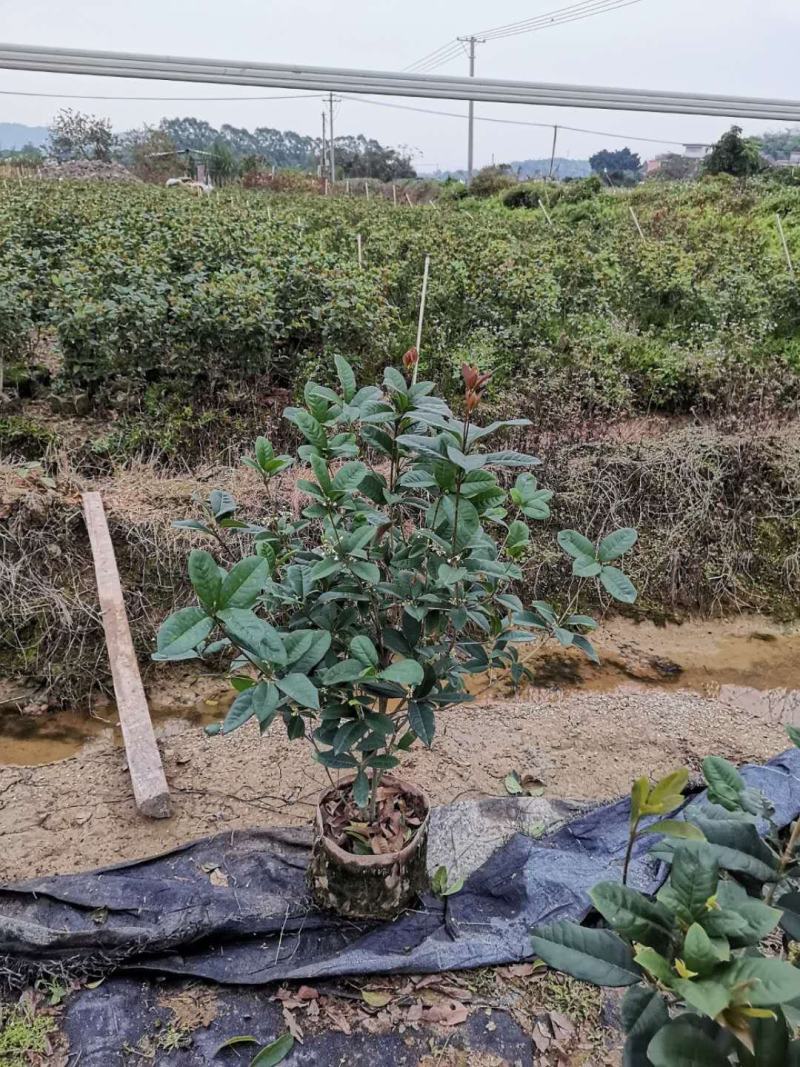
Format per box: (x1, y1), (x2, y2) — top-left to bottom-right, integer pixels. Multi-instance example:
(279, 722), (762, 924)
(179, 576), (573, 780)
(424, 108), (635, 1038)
(458, 35), (484, 186)
(321, 109), (327, 178)
(329, 91), (336, 184)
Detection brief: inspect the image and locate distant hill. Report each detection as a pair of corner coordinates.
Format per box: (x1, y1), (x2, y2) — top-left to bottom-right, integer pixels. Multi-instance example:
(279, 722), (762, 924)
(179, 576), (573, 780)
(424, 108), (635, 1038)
(0, 123), (49, 150)
(435, 157), (591, 181)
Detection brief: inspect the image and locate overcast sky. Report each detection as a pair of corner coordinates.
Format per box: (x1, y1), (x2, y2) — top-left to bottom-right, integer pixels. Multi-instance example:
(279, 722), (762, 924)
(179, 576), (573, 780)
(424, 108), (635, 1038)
(1, 0), (799, 168)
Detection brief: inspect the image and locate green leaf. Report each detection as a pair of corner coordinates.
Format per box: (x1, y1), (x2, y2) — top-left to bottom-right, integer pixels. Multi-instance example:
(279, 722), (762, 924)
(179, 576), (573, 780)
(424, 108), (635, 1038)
(334, 355), (357, 402)
(648, 769), (689, 807)
(321, 659), (365, 685)
(254, 436), (274, 468)
(660, 844), (719, 925)
(352, 769), (370, 809)
(250, 1033), (294, 1067)
(573, 556), (603, 578)
(275, 673), (320, 710)
(350, 635), (379, 667)
(647, 1017), (729, 1067)
(156, 607), (214, 658)
(219, 556), (269, 610)
(590, 882), (674, 951)
(630, 777), (649, 824)
(482, 450), (541, 468)
(218, 608), (287, 667)
(310, 557), (342, 582)
(252, 681), (280, 729)
(188, 549), (223, 611)
(600, 566), (638, 603)
(598, 528), (638, 562)
(437, 563), (468, 586)
(642, 819), (706, 841)
(333, 719), (368, 755)
(786, 725), (800, 749)
(379, 660), (424, 687)
(506, 520), (530, 556)
(209, 489), (236, 519)
(702, 755), (745, 811)
(621, 985), (669, 1067)
(682, 922), (730, 974)
(222, 689), (256, 734)
(291, 409), (328, 449)
(633, 946), (674, 985)
(350, 561), (381, 583)
(723, 957), (800, 1006)
(530, 922), (642, 987)
(438, 495), (480, 552)
(572, 634), (599, 664)
(408, 701), (435, 747)
(779, 891), (800, 941)
(557, 530), (596, 560)
(291, 630), (332, 674)
(331, 461), (368, 494)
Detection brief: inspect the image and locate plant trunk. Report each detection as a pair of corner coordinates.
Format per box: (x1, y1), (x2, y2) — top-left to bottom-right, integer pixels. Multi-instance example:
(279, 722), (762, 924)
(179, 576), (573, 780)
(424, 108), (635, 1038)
(308, 775), (430, 920)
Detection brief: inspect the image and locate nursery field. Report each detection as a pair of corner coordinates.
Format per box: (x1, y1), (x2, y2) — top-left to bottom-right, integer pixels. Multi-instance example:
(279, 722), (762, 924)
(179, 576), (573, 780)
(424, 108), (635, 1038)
(3, 176), (800, 1066)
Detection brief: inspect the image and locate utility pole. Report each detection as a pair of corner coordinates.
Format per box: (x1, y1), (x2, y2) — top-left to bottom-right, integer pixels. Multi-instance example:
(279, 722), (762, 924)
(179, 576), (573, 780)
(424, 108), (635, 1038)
(548, 126), (559, 179)
(329, 91), (336, 185)
(321, 110), (327, 178)
(458, 35), (484, 186)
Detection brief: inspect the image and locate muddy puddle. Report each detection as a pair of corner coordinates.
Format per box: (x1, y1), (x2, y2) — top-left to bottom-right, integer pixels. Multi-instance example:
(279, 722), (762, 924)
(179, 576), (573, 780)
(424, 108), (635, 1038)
(2, 615), (799, 767)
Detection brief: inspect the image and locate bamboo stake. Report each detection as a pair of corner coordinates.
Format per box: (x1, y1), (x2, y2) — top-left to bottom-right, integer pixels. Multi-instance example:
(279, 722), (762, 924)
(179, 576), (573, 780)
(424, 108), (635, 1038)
(356, 233), (363, 269)
(392, 182), (397, 207)
(776, 213), (796, 281)
(412, 255), (431, 385)
(405, 192), (413, 206)
(538, 199), (553, 226)
(629, 206), (645, 240)
(364, 181), (370, 200)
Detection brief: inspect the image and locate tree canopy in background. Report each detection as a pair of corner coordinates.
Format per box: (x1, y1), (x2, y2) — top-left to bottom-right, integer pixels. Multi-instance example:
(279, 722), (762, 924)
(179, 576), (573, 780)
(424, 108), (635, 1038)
(704, 125), (765, 178)
(49, 109), (113, 163)
(589, 147), (642, 183)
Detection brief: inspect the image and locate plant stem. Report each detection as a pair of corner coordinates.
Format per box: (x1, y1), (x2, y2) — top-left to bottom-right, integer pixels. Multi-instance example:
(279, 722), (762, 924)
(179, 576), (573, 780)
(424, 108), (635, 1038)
(766, 817), (800, 904)
(622, 816), (640, 886)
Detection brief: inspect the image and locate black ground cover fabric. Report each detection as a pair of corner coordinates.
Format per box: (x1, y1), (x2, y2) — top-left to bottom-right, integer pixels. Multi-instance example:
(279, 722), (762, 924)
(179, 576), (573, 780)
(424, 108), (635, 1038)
(2, 749), (800, 987)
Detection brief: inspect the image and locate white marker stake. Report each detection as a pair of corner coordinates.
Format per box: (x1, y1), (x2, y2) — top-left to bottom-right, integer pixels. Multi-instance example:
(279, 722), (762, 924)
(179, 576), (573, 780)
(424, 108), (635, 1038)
(346, 179), (350, 195)
(413, 255), (431, 385)
(324, 178), (329, 196)
(777, 213), (796, 281)
(392, 183), (397, 207)
(629, 206), (645, 240)
(538, 199), (553, 226)
(357, 233), (363, 269)
(267, 205), (272, 222)
(405, 192), (413, 206)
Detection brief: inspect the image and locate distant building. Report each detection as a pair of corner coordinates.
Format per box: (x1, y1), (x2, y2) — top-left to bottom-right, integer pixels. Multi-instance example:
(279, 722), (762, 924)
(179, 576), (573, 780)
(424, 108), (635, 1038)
(683, 143), (711, 159)
(775, 150), (800, 168)
(645, 158), (663, 175)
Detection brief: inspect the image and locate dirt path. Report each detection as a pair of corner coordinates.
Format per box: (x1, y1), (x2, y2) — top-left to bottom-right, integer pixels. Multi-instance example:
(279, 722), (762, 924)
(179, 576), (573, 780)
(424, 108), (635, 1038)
(0, 682), (789, 883)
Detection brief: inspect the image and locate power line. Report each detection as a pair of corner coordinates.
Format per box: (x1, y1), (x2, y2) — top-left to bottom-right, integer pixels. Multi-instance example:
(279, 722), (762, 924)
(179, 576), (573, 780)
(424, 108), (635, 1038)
(340, 93), (687, 146)
(475, 0), (645, 41)
(405, 42), (464, 75)
(405, 1), (645, 77)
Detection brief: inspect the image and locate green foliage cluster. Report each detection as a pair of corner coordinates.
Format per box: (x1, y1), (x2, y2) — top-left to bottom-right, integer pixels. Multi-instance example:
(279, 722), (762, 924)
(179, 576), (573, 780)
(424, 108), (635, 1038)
(155, 356), (637, 817)
(0, 176), (798, 419)
(532, 745), (800, 1065)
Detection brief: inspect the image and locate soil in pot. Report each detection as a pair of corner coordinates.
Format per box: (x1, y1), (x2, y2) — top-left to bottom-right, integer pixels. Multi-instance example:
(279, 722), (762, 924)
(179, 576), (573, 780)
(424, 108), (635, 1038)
(308, 774), (430, 920)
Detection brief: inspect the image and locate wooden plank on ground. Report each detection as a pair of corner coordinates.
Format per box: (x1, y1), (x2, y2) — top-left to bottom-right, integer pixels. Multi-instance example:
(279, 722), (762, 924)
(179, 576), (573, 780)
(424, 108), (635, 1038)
(82, 491), (171, 818)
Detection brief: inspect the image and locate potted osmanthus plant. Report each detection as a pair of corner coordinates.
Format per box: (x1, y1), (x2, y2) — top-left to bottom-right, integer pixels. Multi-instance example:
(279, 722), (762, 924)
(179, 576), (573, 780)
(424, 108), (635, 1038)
(155, 352), (638, 919)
